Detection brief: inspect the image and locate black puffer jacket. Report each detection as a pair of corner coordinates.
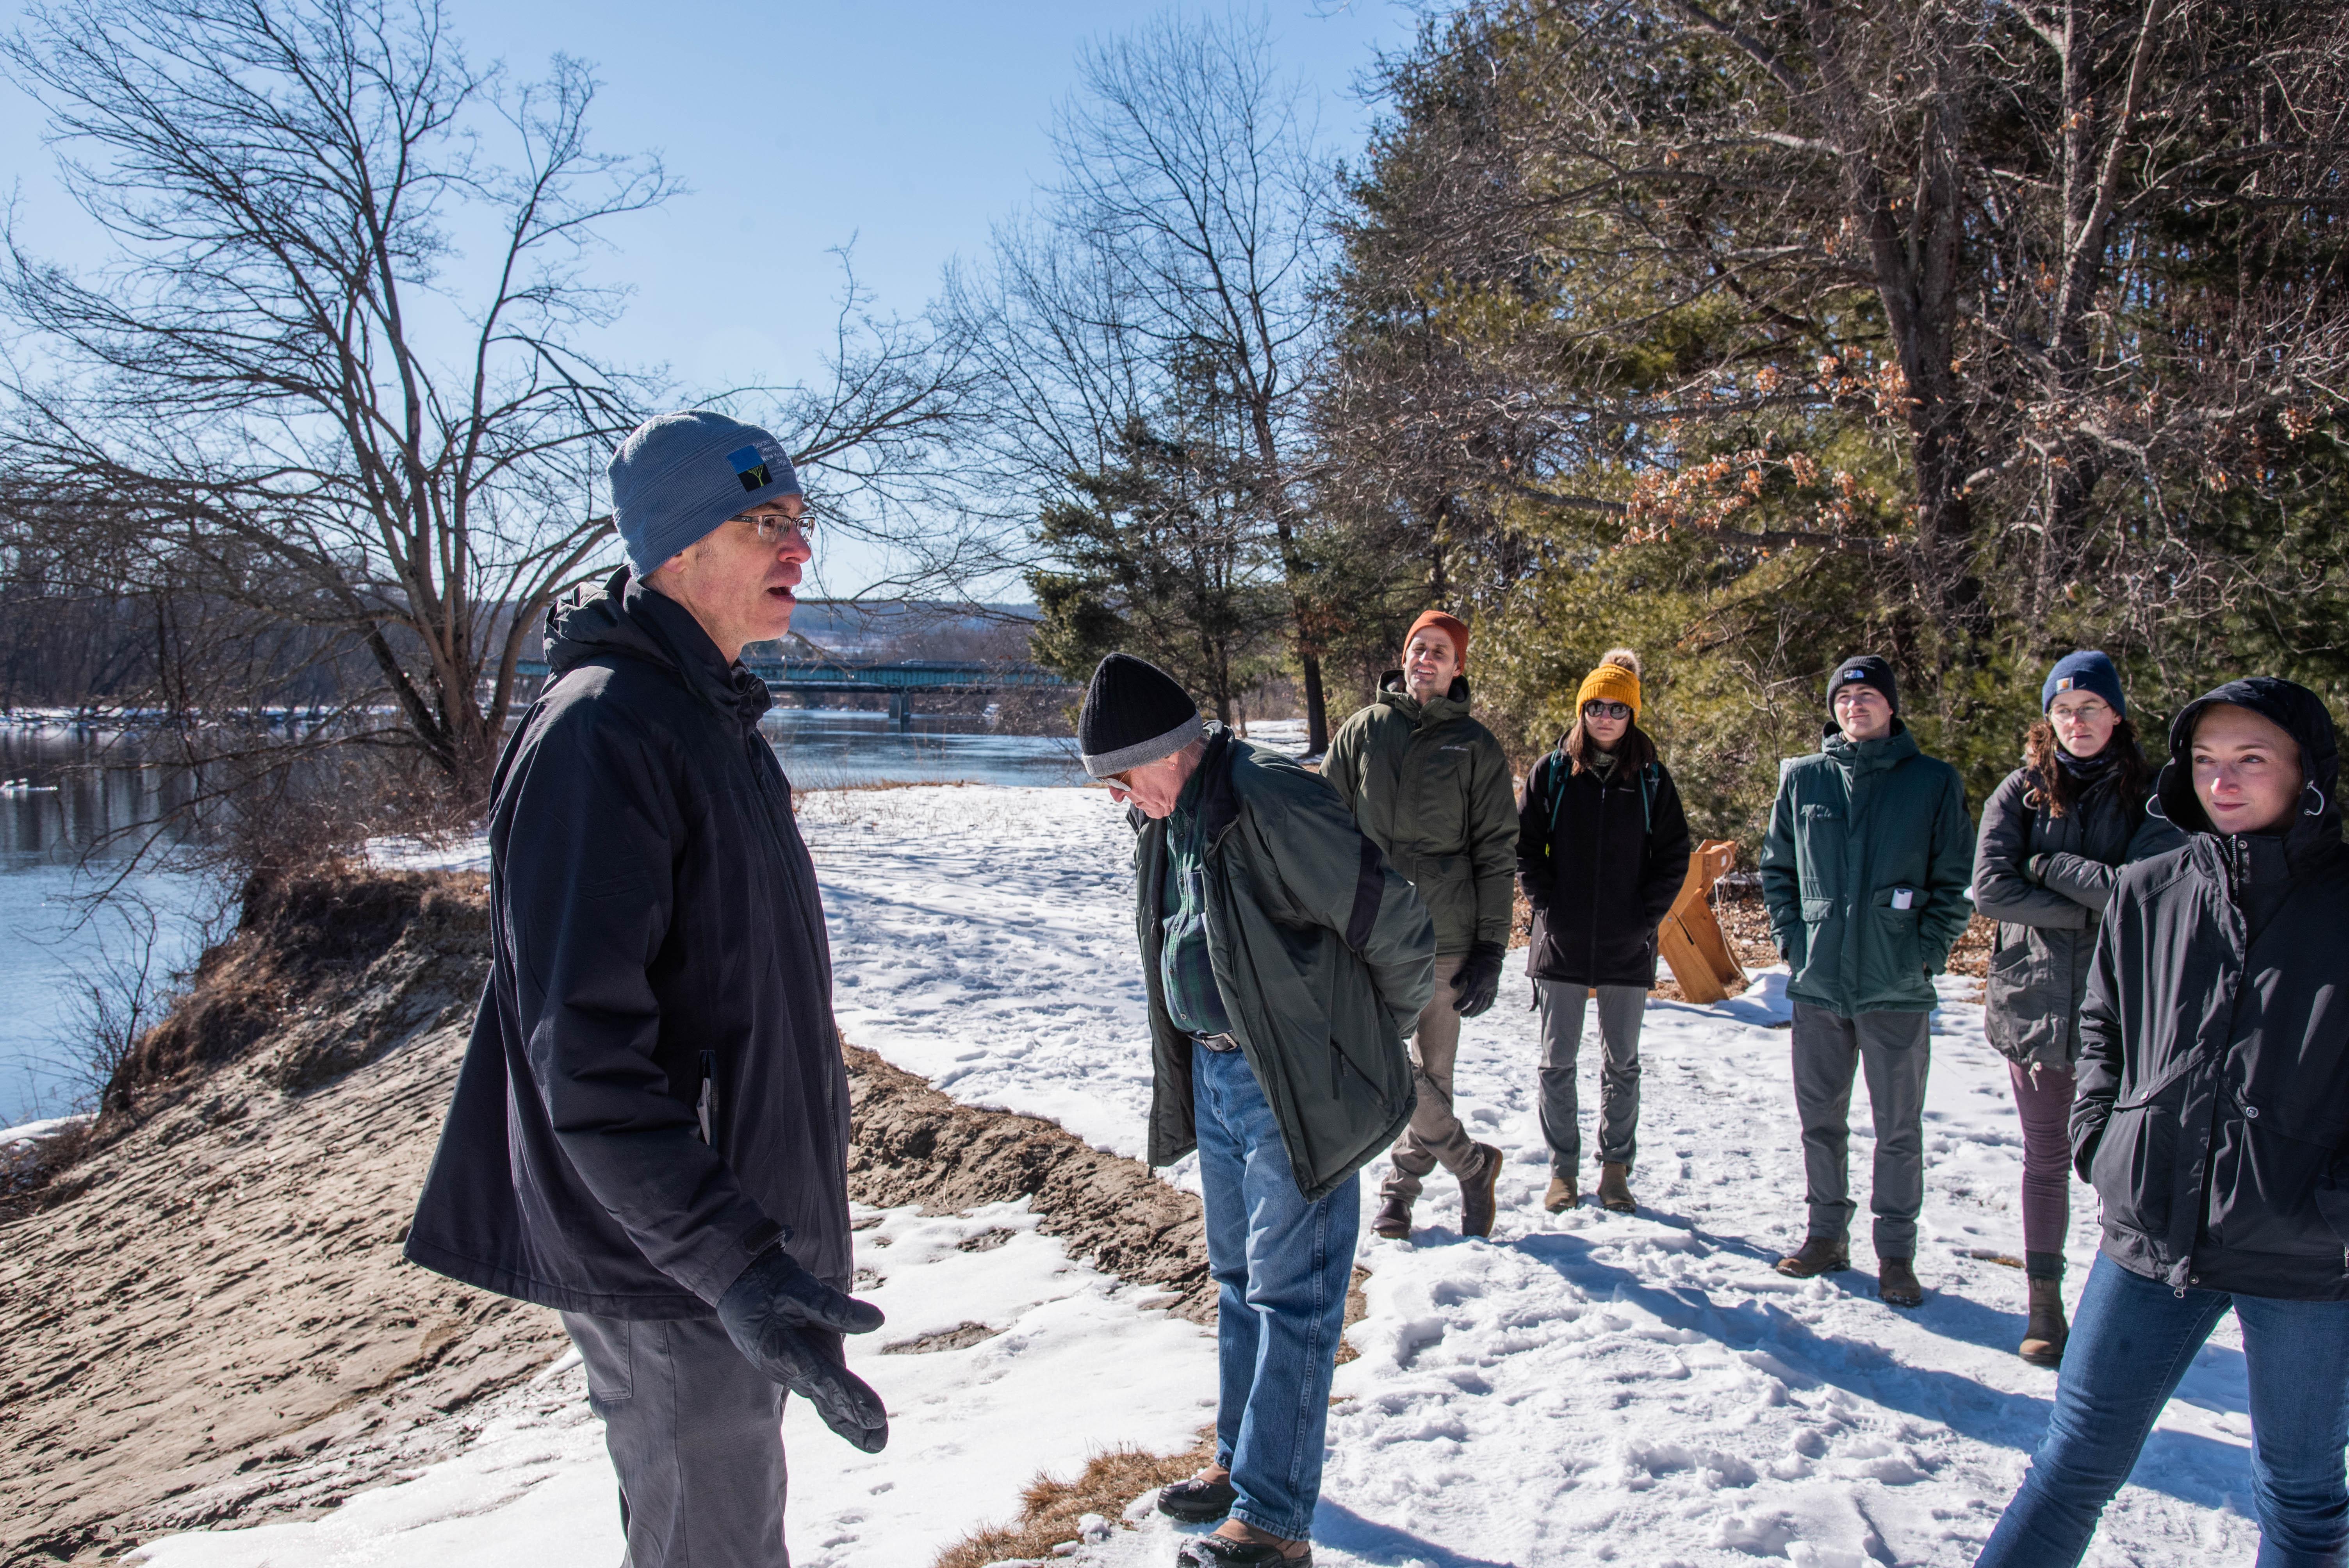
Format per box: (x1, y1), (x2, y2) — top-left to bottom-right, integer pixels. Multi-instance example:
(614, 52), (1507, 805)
(2073, 677), (2349, 1300)
(405, 569), (852, 1318)
(1973, 759), (2183, 1066)
(1516, 736), (1693, 988)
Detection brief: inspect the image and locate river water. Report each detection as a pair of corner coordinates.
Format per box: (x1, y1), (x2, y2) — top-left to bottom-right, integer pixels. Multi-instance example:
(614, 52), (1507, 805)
(0, 711), (1089, 1127)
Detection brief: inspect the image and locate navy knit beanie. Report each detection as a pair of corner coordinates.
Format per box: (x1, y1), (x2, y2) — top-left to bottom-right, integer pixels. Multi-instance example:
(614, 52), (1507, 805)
(1078, 654), (1203, 778)
(2042, 650), (2126, 718)
(1826, 654), (1899, 715)
(609, 411), (802, 576)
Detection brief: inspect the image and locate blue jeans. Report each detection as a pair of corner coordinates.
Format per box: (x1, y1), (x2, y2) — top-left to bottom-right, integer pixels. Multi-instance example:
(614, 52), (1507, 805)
(1978, 1254), (2349, 1567)
(1193, 1042), (1360, 1541)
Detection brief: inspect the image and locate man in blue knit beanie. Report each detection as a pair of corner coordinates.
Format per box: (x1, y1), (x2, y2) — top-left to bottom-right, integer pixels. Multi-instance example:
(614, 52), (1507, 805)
(410, 410), (883, 1567)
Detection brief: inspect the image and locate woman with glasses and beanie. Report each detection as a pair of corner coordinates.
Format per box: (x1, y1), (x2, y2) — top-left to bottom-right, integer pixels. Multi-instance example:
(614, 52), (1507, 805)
(1977, 675), (2349, 1566)
(1516, 649), (1691, 1215)
(1971, 651), (2181, 1367)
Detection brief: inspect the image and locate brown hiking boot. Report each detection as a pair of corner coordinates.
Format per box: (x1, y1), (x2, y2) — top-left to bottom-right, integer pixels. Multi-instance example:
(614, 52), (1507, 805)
(1461, 1143), (1503, 1238)
(1372, 1194), (1413, 1240)
(1597, 1163), (1636, 1213)
(1878, 1256), (1924, 1308)
(1775, 1237), (1850, 1278)
(2020, 1276), (2068, 1366)
(1544, 1174), (1578, 1213)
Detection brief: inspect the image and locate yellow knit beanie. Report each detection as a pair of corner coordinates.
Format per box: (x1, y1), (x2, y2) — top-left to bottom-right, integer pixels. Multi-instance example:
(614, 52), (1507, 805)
(1574, 649), (1643, 723)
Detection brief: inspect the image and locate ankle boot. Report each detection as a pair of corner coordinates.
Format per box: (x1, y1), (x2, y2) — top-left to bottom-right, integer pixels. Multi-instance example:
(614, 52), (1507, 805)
(2020, 1275), (2067, 1367)
(1597, 1162), (1635, 1213)
(1372, 1193), (1413, 1240)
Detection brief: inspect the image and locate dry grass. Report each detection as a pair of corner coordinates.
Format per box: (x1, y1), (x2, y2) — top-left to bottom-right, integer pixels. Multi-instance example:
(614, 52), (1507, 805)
(931, 1436), (1214, 1568)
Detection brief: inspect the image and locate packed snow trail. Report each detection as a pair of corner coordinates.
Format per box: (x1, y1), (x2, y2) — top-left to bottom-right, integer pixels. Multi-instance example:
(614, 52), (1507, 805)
(143, 784), (2264, 1565)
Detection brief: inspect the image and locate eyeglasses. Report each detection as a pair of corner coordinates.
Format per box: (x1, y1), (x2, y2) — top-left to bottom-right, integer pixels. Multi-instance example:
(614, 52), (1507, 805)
(1582, 701), (1632, 722)
(741, 511), (809, 546)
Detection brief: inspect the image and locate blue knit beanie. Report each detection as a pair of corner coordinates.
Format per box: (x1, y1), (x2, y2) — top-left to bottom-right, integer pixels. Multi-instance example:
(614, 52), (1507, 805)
(608, 411), (801, 576)
(2042, 650), (2126, 717)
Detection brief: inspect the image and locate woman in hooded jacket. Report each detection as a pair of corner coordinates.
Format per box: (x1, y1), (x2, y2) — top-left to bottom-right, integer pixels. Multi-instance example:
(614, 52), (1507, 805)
(1975, 676), (2349, 1568)
(1515, 649), (1692, 1217)
(1971, 651), (2182, 1367)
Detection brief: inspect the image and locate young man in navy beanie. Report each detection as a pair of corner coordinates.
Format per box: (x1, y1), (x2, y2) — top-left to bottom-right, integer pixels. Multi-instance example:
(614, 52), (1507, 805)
(409, 410), (888, 1568)
(1759, 653), (1974, 1309)
(1085, 652), (1436, 1565)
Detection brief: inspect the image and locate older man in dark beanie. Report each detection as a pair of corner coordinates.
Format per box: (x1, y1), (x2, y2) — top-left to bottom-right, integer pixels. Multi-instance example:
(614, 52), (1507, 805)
(406, 410), (886, 1568)
(1084, 652), (1435, 1567)
(1759, 654), (1973, 1308)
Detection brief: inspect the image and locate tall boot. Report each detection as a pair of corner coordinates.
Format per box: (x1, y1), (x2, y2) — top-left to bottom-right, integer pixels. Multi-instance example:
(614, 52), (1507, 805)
(2019, 1275), (2067, 1367)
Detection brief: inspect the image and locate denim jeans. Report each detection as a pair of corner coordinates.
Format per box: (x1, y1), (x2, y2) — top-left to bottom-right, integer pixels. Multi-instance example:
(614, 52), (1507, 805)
(1193, 1041), (1360, 1541)
(1977, 1254), (2349, 1568)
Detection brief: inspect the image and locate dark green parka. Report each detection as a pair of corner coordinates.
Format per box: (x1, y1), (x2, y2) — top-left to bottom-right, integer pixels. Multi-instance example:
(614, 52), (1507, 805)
(1320, 674), (1517, 957)
(1135, 727), (1437, 1200)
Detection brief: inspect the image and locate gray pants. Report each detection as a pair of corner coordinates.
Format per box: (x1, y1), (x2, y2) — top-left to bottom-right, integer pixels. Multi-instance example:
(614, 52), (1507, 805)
(1383, 953), (1483, 1201)
(1791, 1001), (1932, 1259)
(562, 1311), (790, 1567)
(1536, 980), (1645, 1172)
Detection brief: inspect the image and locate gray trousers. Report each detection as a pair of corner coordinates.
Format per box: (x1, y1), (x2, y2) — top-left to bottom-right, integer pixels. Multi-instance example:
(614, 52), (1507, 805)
(1536, 980), (1645, 1172)
(1383, 953), (1483, 1201)
(563, 1311), (790, 1567)
(1790, 1001), (1932, 1259)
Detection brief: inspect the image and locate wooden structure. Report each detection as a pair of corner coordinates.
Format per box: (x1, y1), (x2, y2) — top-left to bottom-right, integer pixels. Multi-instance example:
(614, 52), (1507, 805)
(1658, 839), (1749, 1004)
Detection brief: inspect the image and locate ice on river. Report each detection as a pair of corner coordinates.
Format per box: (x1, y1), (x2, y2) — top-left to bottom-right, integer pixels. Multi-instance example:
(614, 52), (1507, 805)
(151, 784), (2262, 1565)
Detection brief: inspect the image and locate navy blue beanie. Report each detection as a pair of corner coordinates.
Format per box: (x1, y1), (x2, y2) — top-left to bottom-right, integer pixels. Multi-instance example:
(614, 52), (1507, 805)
(2042, 650), (2126, 718)
(609, 411), (801, 576)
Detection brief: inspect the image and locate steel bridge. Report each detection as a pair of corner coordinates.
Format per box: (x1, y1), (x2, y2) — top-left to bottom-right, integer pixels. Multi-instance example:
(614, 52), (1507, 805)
(516, 657), (1074, 731)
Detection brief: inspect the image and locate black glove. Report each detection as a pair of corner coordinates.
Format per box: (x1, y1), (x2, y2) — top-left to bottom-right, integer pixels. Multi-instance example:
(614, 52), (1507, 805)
(1453, 941), (1506, 1019)
(716, 1244), (890, 1452)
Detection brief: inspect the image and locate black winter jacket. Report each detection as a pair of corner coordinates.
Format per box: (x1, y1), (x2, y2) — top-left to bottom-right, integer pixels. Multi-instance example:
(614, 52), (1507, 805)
(1516, 737), (1693, 988)
(405, 570), (853, 1318)
(2073, 677), (2349, 1300)
(1973, 760), (2183, 1067)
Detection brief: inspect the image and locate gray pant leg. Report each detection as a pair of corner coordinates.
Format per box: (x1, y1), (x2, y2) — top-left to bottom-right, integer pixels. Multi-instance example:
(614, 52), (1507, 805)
(563, 1311), (791, 1568)
(1791, 1001), (1860, 1242)
(1854, 1010), (1932, 1260)
(1591, 984), (1646, 1167)
(1384, 953), (1480, 1200)
(1536, 979), (1592, 1176)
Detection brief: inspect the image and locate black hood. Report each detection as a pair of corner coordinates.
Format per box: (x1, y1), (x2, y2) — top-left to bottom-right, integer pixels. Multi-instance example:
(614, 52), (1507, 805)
(544, 567), (773, 732)
(2157, 675), (2342, 861)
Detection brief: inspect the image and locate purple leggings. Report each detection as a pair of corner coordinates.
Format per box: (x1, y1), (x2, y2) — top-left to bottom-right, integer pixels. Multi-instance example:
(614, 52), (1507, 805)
(2010, 1060), (2076, 1266)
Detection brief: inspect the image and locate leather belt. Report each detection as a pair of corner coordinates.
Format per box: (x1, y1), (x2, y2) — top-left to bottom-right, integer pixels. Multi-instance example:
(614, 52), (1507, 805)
(1192, 1032), (1241, 1053)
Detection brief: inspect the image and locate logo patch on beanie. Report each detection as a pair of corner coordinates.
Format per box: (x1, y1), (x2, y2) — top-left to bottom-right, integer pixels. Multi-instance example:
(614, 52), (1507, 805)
(727, 445), (772, 493)
(2056, 677), (2076, 692)
(1843, 668), (1867, 681)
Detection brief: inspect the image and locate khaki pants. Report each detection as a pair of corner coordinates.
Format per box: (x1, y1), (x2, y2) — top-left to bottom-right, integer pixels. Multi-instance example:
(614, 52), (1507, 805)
(1381, 953), (1483, 1201)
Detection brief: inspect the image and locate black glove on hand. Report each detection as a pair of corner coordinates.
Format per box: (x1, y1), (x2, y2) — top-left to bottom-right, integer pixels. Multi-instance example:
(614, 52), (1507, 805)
(1453, 941), (1507, 1019)
(717, 1245), (891, 1452)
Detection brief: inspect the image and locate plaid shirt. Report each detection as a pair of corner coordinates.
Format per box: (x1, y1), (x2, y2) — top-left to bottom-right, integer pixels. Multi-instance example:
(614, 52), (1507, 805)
(1159, 764), (1234, 1038)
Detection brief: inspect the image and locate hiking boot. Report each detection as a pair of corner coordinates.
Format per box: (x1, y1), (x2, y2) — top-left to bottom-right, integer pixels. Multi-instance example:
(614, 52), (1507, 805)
(1176, 1531), (1313, 1564)
(1156, 1470), (1237, 1523)
(1597, 1162), (1636, 1213)
(1775, 1236), (1850, 1278)
(2019, 1275), (2068, 1367)
(1544, 1174), (1578, 1213)
(1461, 1143), (1503, 1238)
(1371, 1194), (1413, 1241)
(1878, 1256), (1924, 1308)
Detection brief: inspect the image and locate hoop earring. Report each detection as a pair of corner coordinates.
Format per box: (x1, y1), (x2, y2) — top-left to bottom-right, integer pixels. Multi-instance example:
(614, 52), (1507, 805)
(2304, 781), (2327, 818)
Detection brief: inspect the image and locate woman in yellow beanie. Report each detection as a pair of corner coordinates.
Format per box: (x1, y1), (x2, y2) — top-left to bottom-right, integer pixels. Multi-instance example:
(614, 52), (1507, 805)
(1515, 649), (1692, 1215)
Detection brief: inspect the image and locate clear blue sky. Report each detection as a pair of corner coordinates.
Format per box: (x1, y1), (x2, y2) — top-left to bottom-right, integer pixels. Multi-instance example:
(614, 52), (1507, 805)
(0, 0), (1415, 595)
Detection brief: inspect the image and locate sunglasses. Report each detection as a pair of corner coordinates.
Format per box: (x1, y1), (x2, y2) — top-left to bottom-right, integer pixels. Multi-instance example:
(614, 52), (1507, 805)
(1582, 700), (1632, 722)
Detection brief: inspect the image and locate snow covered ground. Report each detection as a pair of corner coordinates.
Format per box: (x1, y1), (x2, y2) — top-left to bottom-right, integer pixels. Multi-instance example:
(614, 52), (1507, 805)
(158, 783), (2264, 1566)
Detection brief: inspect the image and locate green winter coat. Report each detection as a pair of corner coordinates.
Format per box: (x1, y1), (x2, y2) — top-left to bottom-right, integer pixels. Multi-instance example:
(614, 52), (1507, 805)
(1759, 723), (1975, 1017)
(1135, 726), (1438, 1200)
(1320, 675), (1518, 956)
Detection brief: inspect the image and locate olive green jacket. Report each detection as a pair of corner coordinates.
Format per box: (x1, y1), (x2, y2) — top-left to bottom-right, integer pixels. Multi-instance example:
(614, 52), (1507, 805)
(1321, 675), (1518, 956)
(1759, 723), (1975, 1016)
(1135, 726), (1437, 1200)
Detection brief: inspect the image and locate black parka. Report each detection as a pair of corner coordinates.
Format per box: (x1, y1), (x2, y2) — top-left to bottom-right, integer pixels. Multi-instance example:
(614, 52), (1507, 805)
(1516, 735), (1693, 988)
(405, 570), (852, 1319)
(1973, 760), (2183, 1067)
(2073, 677), (2349, 1300)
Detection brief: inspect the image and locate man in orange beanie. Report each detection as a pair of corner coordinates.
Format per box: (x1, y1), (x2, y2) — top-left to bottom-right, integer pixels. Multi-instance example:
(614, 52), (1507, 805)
(1323, 610), (1518, 1240)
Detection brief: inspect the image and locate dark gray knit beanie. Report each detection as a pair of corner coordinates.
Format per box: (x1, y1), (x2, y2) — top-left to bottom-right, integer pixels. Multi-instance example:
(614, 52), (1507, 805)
(609, 410), (802, 576)
(1079, 654), (1203, 777)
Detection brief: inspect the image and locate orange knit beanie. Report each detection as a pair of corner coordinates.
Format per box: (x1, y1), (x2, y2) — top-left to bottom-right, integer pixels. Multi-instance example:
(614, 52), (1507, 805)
(1574, 649), (1643, 722)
